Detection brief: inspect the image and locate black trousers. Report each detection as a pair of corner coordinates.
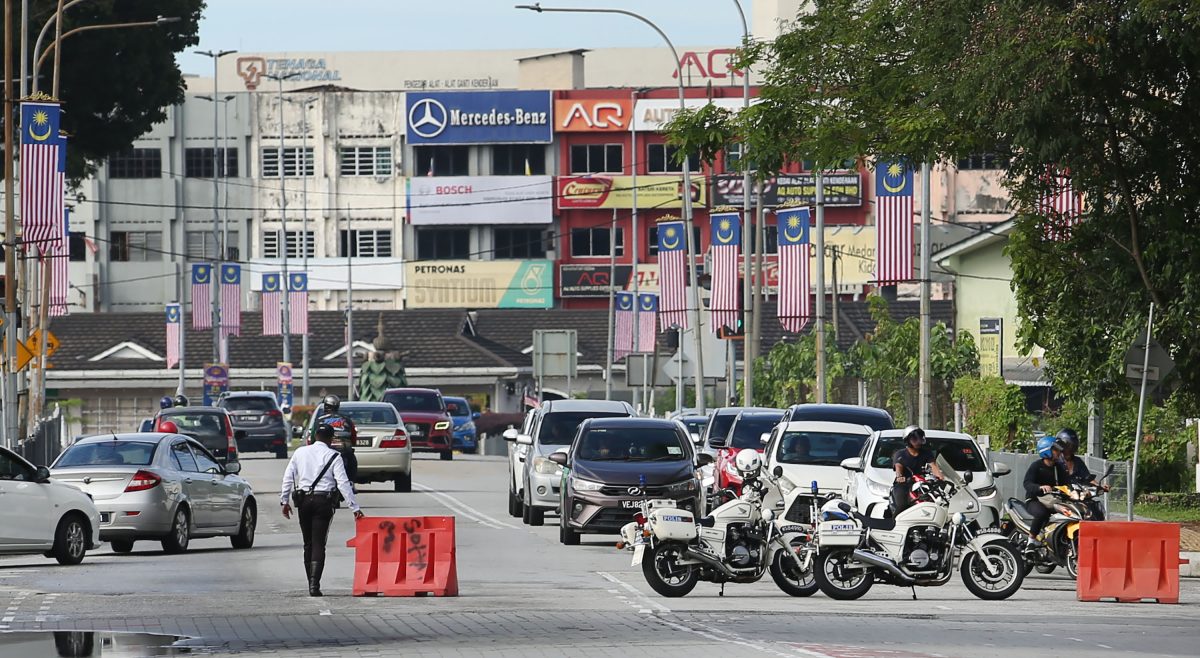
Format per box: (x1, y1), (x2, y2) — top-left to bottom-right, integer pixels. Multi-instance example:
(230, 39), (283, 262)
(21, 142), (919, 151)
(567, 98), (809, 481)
(1026, 498), (1052, 538)
(890, 482), (913, 517)
(298, 493), (336, 575)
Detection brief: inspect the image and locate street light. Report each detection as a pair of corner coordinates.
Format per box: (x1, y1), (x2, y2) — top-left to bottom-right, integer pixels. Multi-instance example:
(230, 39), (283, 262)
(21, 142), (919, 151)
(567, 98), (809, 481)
(196, 49), (237, 363)
(284, 95), (319, 405)
(729, 0), (757, 405)
(266, 72), (302, 368)
(517, 3), (708, 414)
(35, 16), (181, 95)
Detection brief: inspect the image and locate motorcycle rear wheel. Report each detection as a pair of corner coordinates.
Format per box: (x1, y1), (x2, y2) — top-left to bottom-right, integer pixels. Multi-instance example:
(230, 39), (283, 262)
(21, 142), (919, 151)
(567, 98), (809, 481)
(770, 545), (818, 597)
(642, 542), (699, 598)
(814, 550), (873, 600)
(961, 542), (1024, 600)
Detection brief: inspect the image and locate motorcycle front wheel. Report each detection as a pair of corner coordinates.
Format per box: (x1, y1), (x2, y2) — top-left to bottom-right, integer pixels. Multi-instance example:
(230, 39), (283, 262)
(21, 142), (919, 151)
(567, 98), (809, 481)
(642, 542), (699, 598)
(769, 542), (818, 597)
(814, 549), (873, 600)
(1063, 537), (1079, 579)
(961, 542), (1024, 600)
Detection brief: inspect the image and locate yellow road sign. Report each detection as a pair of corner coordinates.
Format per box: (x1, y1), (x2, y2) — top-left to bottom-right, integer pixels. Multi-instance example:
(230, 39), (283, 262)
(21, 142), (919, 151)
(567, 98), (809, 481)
(26, 329), (60, 358)
(3, 338), (35, 371)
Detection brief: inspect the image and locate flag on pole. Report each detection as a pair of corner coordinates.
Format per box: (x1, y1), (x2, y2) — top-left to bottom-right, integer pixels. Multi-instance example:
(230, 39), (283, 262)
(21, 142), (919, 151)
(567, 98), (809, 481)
(165, 303), (182, 369)
(191, 264), (213, 330)
(1040, 170), (1082, 241)
(874, 161), (915, 285)
(656, 220), (689, 330)
(709, 212), (741, 332)
(614, 292), (635, 361)
(637, 293), (659, 352)
(20, 102), (65, 252)
(219, 263), (242, 337)
(288, 272), (309, 334)
(261, 273), (283, 335)
(777, 207), (813, 333)
(49, 209), (69, 317)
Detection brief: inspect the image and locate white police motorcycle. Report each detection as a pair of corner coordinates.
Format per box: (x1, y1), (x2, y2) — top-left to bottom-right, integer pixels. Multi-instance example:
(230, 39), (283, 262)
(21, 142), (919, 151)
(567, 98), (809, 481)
(617, 450), (818, 598)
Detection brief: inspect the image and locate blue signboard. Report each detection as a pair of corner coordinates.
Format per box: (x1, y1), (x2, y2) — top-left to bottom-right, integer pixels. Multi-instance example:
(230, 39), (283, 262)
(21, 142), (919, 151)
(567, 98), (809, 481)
(406, 91), (552, 144)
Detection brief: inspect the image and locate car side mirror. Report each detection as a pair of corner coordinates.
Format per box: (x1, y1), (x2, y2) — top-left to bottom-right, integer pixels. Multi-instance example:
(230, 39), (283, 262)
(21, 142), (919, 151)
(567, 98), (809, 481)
(991, 462), (1011, 477)
(708, 436), (727, 449)
(772, 465), (784, 478)
(840, 457), (863, 472)
(224, 462), (242, 475)
(291, 426), (303, 439)
(516, 434), (533, 446)
(547, 452), (568, 467)
(473, 412), (481, 420)
(695, 453), (715, 467)
(234, 429), (247, 441)
(35, 466), (51, 483)
(502, 428), (519, 441)
(760, 432), (771, 445)
(962, 471), (974, 484)
(690, 432), (702, 445)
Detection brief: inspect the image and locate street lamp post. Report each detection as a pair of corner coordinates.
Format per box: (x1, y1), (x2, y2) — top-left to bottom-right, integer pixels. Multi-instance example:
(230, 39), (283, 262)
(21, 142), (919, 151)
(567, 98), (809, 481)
(517, 3), (707, 414)
(266, 72), (301, 367)
(35, 16), (181, 92)
(285, 95), (319, 405)
(197, 50), (237, 364)
(730, 0), (755, 405)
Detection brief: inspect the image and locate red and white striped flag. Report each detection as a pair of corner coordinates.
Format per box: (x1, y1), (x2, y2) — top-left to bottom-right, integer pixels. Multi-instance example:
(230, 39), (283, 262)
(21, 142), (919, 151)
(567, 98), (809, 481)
(874, 161), (914, 285)
(261, 273), (282, 336)
(637, 293), (658, 352)
(776, 208), (812, 332)
(709, 212), (741, 332)
(49, 210), (69, 316)
(191, 264), (213, 329)
(614, 292), (634, 361)
(20, 102), (65, 252)
(656, 220), (689, 330)
(1040, 170), (1082, 241)
(165, 303), (182, 369)
(219, 263), (242, 337)
(288, 272), (309, 334)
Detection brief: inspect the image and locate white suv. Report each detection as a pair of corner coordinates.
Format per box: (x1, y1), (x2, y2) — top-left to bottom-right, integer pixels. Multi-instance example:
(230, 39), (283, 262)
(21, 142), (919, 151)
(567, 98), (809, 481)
(842, 429), (1009, 527)
(0, 446), (101, 564)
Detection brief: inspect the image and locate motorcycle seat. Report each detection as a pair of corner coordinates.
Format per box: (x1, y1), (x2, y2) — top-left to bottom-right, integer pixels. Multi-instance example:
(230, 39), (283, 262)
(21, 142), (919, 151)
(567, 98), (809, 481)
(1007, 498), (1037, 522)
(854, 512), (896, 531)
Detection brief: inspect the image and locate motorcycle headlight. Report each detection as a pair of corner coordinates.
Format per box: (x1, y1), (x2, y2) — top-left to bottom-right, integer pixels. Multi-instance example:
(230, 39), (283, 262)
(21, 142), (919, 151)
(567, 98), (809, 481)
(778, 476), (796, 495)
(572, 477), (604, 492)
(533, 456), (562, 475)
(665, 478), (698, 495)
(866, 479), (891, 497)
(974, 485), (997, 498)
(434, 421), (451, 431)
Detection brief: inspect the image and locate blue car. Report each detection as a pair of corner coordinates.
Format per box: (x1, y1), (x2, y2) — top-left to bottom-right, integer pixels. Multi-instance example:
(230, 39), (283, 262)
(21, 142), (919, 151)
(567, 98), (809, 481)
(444, 396), (479, 454)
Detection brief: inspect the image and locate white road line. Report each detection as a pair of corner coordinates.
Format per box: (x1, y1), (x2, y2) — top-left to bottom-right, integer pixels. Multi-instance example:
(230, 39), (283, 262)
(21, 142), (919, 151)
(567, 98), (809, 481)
(414, 483), (520, 530)
(656, 616), (829, 658)
(1097, 644), (1113, 650)
(596, 571), (670, 614)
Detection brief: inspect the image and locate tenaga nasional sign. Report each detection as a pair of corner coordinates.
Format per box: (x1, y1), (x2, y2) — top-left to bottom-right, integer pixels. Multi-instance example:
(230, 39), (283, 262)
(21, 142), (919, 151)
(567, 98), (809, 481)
(406, 90), (552, 144)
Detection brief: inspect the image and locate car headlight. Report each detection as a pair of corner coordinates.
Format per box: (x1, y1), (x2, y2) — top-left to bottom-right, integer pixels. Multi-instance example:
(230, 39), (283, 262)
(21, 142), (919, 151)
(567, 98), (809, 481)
(533, 456), (562, 475)
(974, 485), (997, 498)
(572, 477), (604, 492)
(434, 421), (451, 431)
(866, 479), (892, 497)
(461, 421), (475, 432)
(665, 478), (698, 495)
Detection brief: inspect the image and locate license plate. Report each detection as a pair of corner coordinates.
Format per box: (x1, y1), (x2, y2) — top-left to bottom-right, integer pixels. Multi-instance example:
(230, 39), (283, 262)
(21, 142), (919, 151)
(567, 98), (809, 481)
(354, 439), (372, 447)
(243, 416), (261, 422)
(621, 500), (643, 509)
(99, 513), (112, 523)
(631, 543), (645, 567)
(409, 431), (423, 438)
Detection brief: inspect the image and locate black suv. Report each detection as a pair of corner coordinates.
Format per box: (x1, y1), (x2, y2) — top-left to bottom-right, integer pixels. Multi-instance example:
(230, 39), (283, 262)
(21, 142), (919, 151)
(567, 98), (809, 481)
(217, 392), (289, 458)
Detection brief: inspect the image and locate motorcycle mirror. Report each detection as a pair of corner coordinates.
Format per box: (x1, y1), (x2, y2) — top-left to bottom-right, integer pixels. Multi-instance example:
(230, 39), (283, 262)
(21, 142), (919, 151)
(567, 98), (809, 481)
(962, 471), (974, 484)
(772, 465), (783, 478)
(1104, 463), (1115, 478)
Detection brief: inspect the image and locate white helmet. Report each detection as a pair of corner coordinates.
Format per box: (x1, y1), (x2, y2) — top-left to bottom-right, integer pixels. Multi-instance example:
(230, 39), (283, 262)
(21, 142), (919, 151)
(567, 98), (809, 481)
(820, 499), (852, 521)
(734, 449), (762, 478)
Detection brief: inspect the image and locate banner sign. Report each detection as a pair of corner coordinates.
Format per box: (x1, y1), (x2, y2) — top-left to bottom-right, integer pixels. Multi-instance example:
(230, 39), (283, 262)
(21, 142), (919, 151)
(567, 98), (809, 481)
(978, 319), (1003, 379)
(277, 362), (294, 410)
(559, 264), (635, 297)
(407, 176), (553, 225)
(405, 260), (552, 309)
(405, 90), (552, 144)
(631, 98), (747, 132)
(556, 175), (706, 210)
(202, 363), (229, 407)
(554, 98), (633, 132)
(711, 173), (863, 208)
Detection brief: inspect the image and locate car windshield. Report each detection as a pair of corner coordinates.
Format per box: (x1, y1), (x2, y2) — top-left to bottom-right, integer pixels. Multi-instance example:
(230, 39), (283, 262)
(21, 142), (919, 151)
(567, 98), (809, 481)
(870, 437), (987, 472)
(730, 414), (783, 449)
(445, 400), (471, 418)
(706, 413), (738, 446)
(221, 397), (276, 412)
(341, 406), (399, 425)
(577, 427), (688, 461)
(161, 413), (226, 437)
(681, 418), (708, 434)
(538, 412), (628, 446)
(791, 408), (892, 431)
(776, 431), (869, 466)
(55, 441), (157, 467)
(383, 391), (443, 413)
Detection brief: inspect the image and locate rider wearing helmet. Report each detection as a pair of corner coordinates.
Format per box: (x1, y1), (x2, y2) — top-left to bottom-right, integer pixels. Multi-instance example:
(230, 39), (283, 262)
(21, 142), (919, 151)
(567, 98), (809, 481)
(1056, 428), (1109, 520)
(313, 394), (358, 483)
(159, 396), (174, 410)
(734, 450), (763, 494)
(157, 420), (179, 434)
(173, 394), (189, 408)
(891, 425), (944, 516)
(1022, 435), (1071, 543)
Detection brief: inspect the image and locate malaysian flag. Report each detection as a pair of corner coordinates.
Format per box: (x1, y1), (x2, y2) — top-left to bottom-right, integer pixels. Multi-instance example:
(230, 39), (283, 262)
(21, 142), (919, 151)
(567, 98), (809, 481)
(261, 273), (283, 335)
(288, 272), (309, 334)
(191, 264), (213, 330)
(777, 208), (813, 332)
(220, 263), (242, 337)
(165, 303), (182, 369)
(20, 102), (65, 252)
(709, 212), (741, 332)
(614, 292), (634, 361)
(656, 220), (689, 330)
(874, 161), (915, 285)
(1040, 170), (1082, 241)
(49, 209), (69, 316)
(637, 293), (659, 352)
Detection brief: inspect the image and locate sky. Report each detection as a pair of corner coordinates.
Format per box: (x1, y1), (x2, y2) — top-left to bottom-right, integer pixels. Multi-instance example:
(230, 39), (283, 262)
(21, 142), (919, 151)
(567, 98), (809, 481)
(179, 0), (749, 76)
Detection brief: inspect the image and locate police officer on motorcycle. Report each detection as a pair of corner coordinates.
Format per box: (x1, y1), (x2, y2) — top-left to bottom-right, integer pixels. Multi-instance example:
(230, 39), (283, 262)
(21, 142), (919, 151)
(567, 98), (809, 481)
(891, 425), (944, 516)
(314, 394), (358, 483)
(1022, 435), (1071, 544)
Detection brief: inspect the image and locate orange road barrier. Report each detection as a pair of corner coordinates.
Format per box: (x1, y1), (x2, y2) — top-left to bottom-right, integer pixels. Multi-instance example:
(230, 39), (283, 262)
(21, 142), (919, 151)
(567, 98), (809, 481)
(1076, 521), (1187, 604)
(346, 516), (459, 597)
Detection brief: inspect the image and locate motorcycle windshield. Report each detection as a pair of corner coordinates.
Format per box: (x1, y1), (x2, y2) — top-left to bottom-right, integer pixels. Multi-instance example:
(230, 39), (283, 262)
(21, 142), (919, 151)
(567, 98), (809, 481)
(937, 454), (965, 489)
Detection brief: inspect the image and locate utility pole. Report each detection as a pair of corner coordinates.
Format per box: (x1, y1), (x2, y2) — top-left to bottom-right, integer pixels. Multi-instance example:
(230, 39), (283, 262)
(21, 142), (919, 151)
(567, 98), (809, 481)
(298, 96), (316, 406)
(4, 0), (18, 448)
(604, 208), (617, 400)
(345, 210), (355, 400)
(732, 0), (754, 407)
(831, 246), (839, 344)
(749, 181), (765, 400)
(197, 50), (236, 364)
(814, 170), (827, 402)
(266, 72), (299, 368)
(918, 162), (932, 427)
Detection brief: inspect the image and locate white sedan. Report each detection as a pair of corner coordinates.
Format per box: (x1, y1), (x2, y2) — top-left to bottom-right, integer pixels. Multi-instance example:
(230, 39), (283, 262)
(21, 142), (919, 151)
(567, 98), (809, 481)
(0, 446), (101, 565)
(761, 421), (873, 523)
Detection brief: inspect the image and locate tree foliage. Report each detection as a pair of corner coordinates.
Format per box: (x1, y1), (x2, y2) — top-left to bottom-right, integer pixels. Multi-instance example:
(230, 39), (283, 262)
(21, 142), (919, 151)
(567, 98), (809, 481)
(953, 376), (1031, 451)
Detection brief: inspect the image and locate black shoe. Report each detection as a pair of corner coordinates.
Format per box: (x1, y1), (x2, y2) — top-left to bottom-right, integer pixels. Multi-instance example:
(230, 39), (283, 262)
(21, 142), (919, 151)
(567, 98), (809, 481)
(308, 561), (324, 597)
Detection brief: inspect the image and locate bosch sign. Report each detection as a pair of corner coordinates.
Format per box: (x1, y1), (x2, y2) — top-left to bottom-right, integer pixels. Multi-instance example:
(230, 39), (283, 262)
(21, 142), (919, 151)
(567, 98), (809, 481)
(406, 91), (552, 144)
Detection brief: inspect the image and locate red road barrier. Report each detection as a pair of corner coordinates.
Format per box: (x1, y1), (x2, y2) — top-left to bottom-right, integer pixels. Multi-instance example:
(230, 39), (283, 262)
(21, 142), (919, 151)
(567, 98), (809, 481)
(346, 516), (459, 597)
(1076, 521), (1187, 604)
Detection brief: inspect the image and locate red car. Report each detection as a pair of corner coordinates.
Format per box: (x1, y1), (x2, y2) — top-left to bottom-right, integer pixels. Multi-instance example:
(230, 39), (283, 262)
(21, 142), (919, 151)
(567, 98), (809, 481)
(382, 388), (456, 461)
(713, 410), (784, 496)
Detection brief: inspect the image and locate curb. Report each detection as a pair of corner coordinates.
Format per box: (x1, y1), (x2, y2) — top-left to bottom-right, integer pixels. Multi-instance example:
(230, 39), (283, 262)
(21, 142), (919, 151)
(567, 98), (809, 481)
(1182, 552), (1200, 578)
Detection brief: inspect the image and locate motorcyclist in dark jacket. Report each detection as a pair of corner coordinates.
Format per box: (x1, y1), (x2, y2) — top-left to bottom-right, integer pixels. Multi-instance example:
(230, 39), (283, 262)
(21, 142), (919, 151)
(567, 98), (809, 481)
(890, 425), (945, 516)
(1023, 436), (1071, 543)
(1055, 428), (1109, 519)
(314, 394), (358, 483)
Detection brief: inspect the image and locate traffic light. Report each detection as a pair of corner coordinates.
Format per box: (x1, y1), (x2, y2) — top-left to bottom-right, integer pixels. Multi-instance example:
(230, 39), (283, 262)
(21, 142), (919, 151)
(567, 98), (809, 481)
(717, 281), (745, 340)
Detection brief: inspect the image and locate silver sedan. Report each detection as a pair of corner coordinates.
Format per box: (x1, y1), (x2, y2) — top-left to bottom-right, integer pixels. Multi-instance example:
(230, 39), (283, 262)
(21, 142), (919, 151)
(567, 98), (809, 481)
(49, 433), (257, 554)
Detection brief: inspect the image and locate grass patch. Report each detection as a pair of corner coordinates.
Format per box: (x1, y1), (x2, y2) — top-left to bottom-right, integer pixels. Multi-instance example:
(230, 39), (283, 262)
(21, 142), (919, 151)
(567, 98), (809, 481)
(1135, 502), (1200, 523)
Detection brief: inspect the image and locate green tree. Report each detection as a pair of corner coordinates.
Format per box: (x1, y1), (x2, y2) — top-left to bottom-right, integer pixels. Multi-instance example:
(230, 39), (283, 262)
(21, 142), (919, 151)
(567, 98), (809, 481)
(953, 376), (1031, 451)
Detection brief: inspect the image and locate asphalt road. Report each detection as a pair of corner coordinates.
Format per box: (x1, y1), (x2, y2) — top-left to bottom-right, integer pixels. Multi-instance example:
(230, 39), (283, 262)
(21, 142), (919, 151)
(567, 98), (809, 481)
(1, 452), (1197, 657)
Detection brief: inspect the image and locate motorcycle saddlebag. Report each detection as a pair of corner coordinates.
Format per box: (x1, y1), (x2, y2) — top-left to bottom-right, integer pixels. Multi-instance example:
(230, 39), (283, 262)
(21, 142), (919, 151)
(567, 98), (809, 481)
(648, 508), (699, 541)
(817, 519), (861, 547)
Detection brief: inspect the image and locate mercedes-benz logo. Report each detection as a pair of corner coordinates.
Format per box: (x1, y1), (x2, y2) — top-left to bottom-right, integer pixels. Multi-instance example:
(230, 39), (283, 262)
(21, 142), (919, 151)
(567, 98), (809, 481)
(627, 487), (643, 496)
(408, 97), (448, 139)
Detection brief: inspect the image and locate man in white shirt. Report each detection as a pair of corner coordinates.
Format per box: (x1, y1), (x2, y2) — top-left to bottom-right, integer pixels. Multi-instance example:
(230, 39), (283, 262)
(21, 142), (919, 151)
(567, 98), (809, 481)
(281, 423), (364, 596)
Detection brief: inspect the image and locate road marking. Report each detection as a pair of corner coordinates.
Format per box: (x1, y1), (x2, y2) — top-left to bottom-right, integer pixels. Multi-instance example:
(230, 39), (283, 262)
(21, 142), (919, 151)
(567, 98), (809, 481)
(2, 590), (30, 623)
(319, 609), (332, 616)
(655, 616), (817, 657)
(596, 572), (670, 614)
(1097, 644), (1112, 650)
(414, 483), (520, 530)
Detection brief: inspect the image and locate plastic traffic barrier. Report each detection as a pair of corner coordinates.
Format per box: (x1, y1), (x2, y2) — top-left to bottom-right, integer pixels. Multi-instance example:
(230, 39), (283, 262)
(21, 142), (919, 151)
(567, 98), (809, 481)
(346, 516), (458, 597)
(1076, 521), (1187, 604)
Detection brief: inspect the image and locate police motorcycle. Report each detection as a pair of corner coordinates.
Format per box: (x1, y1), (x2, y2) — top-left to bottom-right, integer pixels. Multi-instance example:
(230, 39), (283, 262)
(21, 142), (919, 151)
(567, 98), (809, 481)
(617, 450), (818, 598)
(1002, 463), (1114, 579)
(812, 454), (1025, 600)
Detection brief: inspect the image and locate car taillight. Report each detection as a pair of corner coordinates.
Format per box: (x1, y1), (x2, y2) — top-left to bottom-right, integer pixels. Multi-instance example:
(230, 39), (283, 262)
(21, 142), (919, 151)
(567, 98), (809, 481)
(267, 410), (282, 418)
(380, 430), (408, 449)
(125, 470), (161, 493)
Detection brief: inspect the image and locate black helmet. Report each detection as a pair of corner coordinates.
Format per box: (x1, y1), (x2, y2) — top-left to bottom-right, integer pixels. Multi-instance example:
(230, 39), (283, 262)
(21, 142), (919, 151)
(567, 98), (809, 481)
(903, 425), (926, 446)
(315, 423), (336, 441)
(322, 394), (341, 413)
(1055, 428), (1080, 452)
(159, 396), (174, 410)
(173, 394), (189, 407)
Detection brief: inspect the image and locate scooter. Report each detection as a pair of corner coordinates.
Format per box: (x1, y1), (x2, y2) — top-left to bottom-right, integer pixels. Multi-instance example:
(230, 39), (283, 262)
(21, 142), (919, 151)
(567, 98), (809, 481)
(1002, 464), (1114, 579)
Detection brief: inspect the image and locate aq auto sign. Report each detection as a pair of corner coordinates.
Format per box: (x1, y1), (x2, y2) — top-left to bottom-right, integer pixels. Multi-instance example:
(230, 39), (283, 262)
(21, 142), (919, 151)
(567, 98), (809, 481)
(406, 90), (552, 144)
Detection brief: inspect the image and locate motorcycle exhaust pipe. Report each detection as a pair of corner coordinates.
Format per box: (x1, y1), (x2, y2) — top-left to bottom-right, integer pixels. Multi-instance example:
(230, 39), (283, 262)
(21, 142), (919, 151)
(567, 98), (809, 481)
(851, 549), (915, 585)
(682, 547), (738, 579)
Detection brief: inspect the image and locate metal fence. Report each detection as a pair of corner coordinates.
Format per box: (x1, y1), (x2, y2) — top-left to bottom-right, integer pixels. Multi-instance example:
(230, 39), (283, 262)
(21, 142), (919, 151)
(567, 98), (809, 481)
(989, 450), (1131, 520)
(16, 405), (67, 467)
